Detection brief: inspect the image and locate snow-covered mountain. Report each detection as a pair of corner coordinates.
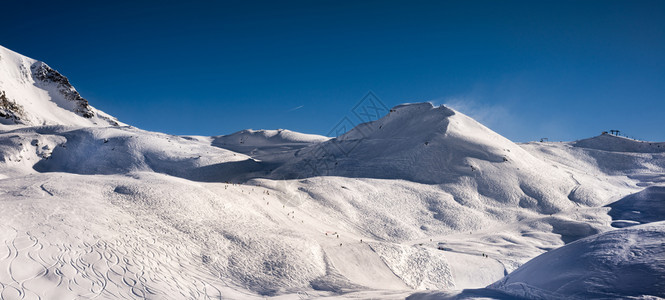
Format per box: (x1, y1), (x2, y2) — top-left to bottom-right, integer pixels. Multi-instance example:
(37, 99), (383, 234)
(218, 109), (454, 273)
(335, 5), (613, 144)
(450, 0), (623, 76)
(0, 45), (122, 127)
(0, 45), (663, 299)
(275, 103), (590, 215)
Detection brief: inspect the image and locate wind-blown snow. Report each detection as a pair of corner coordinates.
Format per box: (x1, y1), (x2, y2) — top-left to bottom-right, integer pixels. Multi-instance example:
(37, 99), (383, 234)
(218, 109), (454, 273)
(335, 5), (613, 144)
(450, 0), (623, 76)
(0, 45), (663, 299)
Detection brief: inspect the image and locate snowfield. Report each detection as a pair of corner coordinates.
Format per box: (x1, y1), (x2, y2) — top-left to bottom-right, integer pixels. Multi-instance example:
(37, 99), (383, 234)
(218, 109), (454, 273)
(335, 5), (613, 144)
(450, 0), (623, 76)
(1, 45), (664, 299)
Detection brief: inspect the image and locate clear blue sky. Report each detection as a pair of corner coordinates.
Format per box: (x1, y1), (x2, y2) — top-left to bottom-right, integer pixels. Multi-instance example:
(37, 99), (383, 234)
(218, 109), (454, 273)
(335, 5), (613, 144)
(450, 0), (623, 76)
(1, 0), (663, 142)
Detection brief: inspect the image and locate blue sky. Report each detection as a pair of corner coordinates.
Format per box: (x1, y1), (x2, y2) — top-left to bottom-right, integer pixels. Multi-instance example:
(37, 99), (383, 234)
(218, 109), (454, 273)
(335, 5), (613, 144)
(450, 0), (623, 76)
(1, 0), (663, 142)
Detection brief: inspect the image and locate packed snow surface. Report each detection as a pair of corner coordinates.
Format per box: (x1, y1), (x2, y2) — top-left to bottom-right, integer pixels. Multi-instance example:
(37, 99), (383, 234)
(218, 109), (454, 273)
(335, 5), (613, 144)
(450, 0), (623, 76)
(1, 45), (664, 299)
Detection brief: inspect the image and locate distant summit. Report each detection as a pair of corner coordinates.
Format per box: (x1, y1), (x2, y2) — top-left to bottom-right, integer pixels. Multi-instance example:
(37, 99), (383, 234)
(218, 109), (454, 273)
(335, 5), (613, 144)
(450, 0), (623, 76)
(214, 129), (329, 148)
(0, 45), (122, 127)
(574, 133), (665, 153)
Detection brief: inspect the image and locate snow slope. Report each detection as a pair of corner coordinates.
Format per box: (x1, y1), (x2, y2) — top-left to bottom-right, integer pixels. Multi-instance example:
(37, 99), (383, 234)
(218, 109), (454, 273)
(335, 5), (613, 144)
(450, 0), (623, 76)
(607, 186), (665, 228)
(490, 221), (665, 299)
(0, 45), (122, 127)
(0, 44), (664, 299)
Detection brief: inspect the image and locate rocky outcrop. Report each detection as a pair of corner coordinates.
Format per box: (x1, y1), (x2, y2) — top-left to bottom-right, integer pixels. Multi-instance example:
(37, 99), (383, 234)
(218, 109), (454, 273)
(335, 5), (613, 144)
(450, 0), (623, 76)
(0, 90), (25, 124)
(30, 62), (95, 119)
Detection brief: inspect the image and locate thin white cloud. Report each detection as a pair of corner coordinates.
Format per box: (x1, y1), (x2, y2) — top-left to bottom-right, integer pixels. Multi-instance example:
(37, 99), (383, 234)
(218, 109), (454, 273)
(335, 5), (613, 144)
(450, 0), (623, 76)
(287, 105), (304, 112)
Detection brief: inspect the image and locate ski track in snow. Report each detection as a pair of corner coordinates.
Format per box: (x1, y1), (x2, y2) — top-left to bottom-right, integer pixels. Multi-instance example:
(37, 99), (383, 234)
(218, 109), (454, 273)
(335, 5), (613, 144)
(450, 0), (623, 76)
(0, 224), (231, 300)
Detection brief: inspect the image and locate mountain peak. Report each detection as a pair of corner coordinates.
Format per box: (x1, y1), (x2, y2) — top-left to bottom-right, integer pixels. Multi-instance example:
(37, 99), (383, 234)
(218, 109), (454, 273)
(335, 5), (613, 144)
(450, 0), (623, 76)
(340, 102), (454, 141)
(0, 45), (122, 127)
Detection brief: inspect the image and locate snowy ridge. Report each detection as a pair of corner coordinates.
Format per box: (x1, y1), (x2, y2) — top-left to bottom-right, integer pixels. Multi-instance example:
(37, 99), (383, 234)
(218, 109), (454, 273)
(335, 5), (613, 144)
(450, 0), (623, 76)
(0, 45), (122, 127)
(574, 133), (665, 153)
